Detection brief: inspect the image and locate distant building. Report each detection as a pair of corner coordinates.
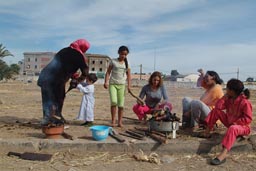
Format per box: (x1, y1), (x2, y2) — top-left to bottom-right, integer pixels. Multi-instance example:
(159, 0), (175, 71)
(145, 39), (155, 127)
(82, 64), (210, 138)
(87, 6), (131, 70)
(86, 53), (111, 78)
(23, 52), (55, 76)
(165, 74), (199, 82)
(22, 52), (111, 77)
(131, 73), (150, 80)
(178, 74), (199, 82)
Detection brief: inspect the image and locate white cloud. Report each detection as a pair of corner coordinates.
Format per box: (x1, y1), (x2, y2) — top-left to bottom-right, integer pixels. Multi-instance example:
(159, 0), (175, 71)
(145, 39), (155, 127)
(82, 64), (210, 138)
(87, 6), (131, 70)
(1, 0), (256, 81)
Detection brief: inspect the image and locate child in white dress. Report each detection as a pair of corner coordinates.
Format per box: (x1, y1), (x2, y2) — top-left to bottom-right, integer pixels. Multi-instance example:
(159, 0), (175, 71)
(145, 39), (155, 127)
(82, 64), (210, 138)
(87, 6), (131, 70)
(76, 73), (98, 126)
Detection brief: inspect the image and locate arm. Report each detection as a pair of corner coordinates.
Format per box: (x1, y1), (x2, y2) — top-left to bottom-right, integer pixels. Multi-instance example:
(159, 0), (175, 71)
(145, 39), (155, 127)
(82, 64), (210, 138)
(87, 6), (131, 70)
(126, 68), (131, 92)
(104, 65), (112, 89)
(78, 67), (89, 83)
(77, 56), (89, 83)
(77, 84), (94, 94)
(234, 101), (253, 126)
(138, 85), (146, 100)
(161, 86), (169, 102)
(214, 95), (228, 110)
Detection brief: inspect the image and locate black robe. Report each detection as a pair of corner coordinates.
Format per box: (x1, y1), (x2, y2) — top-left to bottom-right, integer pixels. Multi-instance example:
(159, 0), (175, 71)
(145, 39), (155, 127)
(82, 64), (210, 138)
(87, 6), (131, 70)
(37, 47), (88, 123)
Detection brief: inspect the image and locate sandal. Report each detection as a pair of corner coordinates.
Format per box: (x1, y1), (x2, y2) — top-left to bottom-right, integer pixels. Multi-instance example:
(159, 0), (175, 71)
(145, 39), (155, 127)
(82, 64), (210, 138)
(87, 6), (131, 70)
(80, 121), (93, 127)
(210, 157), (226, 165)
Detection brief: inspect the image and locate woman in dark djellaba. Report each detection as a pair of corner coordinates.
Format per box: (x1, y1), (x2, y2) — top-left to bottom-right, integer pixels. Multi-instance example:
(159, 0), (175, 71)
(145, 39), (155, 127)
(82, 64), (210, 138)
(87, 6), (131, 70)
(37, 39), (90, 125)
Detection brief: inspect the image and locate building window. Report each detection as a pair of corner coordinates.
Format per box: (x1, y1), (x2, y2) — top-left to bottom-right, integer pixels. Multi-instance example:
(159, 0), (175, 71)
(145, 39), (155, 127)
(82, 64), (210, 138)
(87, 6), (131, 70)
(92, 68), (95, 71)
(100, 61), (103, 64)
(26, 65), (30, 69)
(92, 60), (95, 64)
(28, 58), (30, 62)
(35, 65), (37, 69)
(99, 68), (103, 72)
(35, 58), (37, 62)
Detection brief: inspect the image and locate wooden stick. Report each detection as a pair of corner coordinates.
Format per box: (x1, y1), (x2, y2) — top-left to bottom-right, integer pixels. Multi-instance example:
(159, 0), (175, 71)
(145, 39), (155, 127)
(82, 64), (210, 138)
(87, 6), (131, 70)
(62, 132), (74, 140)
(134, 127), (149, 132)
(123, 116), (140, 122)
(109, 130), (126, 143)
(125, 130), (145, 139)
(128, 129), (146, 136)
(119, 133), (144, 140)
(147, 132), (168, 144)
(149, 130), (167, 138)
(51, 114), (62, 121)
(128, 90), (144, 105)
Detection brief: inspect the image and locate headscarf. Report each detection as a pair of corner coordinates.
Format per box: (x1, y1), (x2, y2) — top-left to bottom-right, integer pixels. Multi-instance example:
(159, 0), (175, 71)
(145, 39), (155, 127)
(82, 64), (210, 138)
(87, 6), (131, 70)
(70, 39), (90, 55)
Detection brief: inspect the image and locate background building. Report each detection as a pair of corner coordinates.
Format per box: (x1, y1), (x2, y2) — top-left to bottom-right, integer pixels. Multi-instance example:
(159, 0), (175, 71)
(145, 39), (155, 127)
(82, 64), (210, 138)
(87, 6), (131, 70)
(22, 52), (111, 78)
(86, 53), (110, 78)
(23, 52), (55, 76)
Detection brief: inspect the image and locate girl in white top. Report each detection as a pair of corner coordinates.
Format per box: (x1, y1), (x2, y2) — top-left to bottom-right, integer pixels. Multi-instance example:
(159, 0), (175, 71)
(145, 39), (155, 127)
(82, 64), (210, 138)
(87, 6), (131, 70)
(77, 73), (98, 126)
(104, 46), (131, 127)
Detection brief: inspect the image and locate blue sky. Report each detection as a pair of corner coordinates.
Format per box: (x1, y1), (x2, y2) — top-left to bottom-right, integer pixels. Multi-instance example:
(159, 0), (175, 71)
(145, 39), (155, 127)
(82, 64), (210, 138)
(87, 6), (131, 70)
(1, 0), (256, 81)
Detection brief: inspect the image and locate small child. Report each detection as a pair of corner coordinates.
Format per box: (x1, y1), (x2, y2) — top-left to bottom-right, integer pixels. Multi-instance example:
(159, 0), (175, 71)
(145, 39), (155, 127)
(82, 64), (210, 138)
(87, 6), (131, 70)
(76, 73), (98, 126)
(203, 78), (252, 165)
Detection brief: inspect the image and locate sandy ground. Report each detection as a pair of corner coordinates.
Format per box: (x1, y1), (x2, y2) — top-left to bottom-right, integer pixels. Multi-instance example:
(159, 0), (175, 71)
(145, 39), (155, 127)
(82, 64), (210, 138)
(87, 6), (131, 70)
(0, 80), (256, 171)
(0, 80), (205, 139)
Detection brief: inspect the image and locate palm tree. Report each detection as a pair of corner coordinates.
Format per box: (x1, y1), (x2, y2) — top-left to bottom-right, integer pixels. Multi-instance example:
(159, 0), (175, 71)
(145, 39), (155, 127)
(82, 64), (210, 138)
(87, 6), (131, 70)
(0, 44), (14, 58)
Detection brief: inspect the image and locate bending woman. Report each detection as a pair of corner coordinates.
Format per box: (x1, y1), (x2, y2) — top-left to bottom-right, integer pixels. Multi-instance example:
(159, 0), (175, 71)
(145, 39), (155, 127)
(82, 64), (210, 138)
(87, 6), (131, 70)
(37, 39), (90, 125)
(133, 71), (172, 121)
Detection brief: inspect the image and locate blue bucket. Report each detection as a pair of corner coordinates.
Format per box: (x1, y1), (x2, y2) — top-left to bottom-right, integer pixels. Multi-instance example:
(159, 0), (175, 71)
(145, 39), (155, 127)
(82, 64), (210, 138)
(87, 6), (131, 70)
(89, 125), (112, 141)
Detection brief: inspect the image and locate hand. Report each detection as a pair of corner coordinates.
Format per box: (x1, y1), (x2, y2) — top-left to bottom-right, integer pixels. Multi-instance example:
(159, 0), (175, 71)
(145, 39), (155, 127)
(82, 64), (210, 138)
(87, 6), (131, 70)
(71, 73), (80, 79)
(136, 99), (144, 106)
(127, 87), (131, 94)
(103, 83), (108, 89)
(154, 103), (161, 110)
(66, 79), (78, 94)
(70, 79), (78, 88)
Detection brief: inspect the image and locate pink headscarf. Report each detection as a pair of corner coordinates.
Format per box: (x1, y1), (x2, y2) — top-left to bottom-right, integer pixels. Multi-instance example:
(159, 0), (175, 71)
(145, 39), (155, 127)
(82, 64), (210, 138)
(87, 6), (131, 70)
(70, 39), (90, 55)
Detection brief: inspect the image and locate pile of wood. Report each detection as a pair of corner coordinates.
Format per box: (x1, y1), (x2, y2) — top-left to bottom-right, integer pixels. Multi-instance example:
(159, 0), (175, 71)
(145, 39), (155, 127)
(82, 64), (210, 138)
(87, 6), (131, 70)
(152, 108), (180, 122)
(110, 127), (169, 144)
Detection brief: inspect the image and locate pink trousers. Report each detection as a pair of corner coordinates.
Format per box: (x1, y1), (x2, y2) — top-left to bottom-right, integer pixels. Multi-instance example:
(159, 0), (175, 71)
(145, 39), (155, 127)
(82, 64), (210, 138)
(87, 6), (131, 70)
(133, 102), (172, 120)
(205, 109), (250, 151)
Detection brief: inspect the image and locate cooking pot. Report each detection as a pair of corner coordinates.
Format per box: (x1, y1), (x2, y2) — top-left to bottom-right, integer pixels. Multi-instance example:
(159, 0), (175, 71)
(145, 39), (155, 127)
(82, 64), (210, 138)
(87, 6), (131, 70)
(149, 119), (179, 132)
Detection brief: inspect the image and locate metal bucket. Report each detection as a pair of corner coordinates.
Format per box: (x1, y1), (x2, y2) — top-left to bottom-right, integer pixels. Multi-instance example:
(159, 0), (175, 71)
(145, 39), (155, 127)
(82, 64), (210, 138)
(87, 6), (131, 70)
(149, 120), (179, 132)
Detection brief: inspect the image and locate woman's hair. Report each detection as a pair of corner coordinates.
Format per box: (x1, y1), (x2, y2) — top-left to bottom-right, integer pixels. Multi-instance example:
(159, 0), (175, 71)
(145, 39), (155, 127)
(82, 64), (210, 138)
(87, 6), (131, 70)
(227, 78), (250, 99)
(206, 71), (223, 85)
(148, 71), (163, 87)
(118, 45), (129, 71)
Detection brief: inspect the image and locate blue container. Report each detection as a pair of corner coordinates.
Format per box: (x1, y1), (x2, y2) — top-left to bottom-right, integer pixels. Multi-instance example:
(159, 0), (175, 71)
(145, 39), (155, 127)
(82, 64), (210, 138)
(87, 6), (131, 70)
(89, 125), (112, 141)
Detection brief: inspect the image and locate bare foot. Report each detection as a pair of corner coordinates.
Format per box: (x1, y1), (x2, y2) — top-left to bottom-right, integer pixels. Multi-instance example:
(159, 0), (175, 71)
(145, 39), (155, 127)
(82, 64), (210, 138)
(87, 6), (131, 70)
(117, 123), (123, 128)
(216, 148), (228, 161)
(110, 123), (117, 127)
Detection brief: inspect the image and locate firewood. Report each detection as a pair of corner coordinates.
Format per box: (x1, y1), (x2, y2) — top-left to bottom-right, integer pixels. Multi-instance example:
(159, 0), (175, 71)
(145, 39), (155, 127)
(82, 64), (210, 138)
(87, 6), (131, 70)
(128, 90), (144, 105)
(147, 132), (168, 144)
(149, 130), (167, 138)
(125, 130), (145, 139)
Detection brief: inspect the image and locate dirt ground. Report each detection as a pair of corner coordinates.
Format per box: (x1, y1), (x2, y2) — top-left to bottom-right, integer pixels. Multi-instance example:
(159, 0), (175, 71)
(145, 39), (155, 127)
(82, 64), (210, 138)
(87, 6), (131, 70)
(0, 80), (256, 171)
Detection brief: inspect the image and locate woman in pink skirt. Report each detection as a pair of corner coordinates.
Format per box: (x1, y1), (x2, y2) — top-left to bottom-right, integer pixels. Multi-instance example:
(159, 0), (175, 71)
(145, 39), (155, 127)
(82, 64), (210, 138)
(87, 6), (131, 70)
(132, 71), (172, 121)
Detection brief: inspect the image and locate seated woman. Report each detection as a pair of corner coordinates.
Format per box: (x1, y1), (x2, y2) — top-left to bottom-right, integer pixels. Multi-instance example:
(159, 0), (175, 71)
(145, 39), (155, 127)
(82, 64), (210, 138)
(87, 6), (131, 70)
(203, 79), (252, 165)
(132, 71), (172, 121)
(182, 71), (224, 130)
